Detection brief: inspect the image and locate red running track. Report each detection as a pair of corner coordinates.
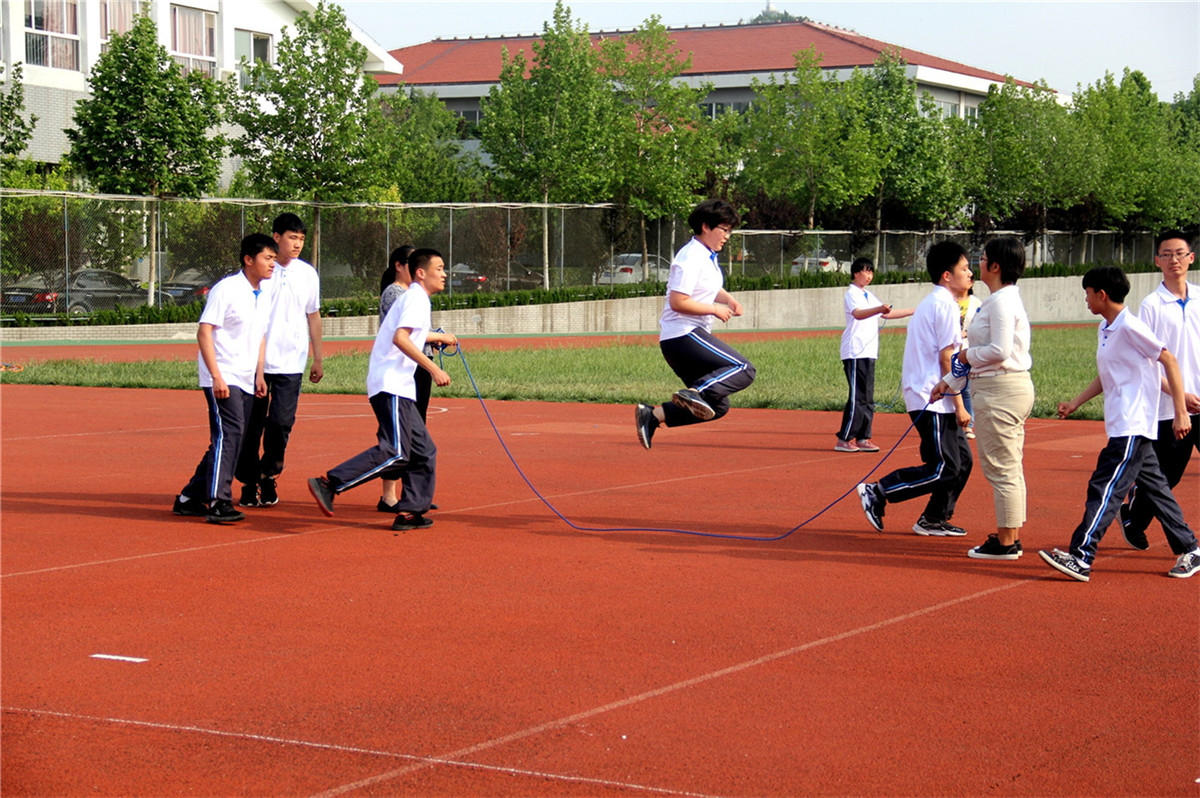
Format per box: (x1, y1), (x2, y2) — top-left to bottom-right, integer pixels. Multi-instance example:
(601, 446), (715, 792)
(1, 377), (1197, 796)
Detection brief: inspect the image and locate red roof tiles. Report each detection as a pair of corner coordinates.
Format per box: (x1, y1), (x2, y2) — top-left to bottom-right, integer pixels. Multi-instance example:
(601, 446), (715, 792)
(378, 20), (1021, 87)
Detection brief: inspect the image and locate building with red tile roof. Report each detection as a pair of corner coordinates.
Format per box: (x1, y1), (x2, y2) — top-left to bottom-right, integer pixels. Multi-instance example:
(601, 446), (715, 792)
(378, 20), (1036, 127)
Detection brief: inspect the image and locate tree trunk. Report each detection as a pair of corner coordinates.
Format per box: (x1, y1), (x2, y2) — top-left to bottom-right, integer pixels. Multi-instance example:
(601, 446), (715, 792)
(542, 194), (550, 290)
(148, 198), (159, 307)
(874, 188), (884, 266)
(311, 206), (321, 272)
(640, 215), (649, 281)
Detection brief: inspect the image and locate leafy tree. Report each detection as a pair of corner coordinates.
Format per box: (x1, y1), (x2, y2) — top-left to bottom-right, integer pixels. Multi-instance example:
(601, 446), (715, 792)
(740, 47), (876, 229)
(600, 16), (716, 277)
(0, 62), (37, 163)
(478, 1), (618, 286)
(65, 13), (223, 300)
(975, 79), (1098, 258)
(229, 0), (380, 266)
(367, 89), (484, 203)
(749, 8), (809, 24)
(1174, 74), (1200, 137)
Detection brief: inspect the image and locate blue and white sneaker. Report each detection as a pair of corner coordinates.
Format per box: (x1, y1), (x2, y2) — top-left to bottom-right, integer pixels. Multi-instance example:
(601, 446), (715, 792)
(1039, 548), (1091, 582)
(1168, 551), (1200, 579)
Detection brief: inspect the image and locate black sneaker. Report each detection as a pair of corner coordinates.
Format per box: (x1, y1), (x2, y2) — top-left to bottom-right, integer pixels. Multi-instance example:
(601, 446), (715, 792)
(913, 516), (968, 537)
(258, 477), (279, 506)
(206, 500), (246, 525)
(377, 498), (399, 513)
(1014, 540), (1024, 557)
(172, 495), (208, 517)
(635, 403), (657, 450)
(392, 511), (434, 531)
(307, 476), (335, 517)
(238, 483), (260, 508)
(1119, 503), (1149, 551)
(856, 483), (885, 531)
(672, 387), (715, 421)
(1039, 548), (1091, 582)
(967, 534), (1021, 560)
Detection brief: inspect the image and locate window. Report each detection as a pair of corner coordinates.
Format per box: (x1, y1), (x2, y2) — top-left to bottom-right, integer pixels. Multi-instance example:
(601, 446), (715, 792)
(234, 29), (271, 86)
(963, 105), (979, 126)
(25, 0), (80, 71)
(170, 4), (216, 78)
(101, 0), (143, 40)
(934, 100), (960, 120)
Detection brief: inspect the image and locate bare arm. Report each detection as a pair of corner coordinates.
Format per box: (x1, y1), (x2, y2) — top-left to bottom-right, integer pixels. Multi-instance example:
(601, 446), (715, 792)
(1058, 376), (1104, 418)
(669, 290), (734, 322)
(1159, 349), (1193, 439)
(197, 323), (228, 399)
(307, 310), (324, 383)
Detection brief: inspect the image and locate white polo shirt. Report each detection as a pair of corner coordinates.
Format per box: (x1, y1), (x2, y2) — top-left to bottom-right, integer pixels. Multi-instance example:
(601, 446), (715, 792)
(902, 285), (961, 414)
(197, 271), (270, 395)
(1097, 308), (1166, 439)
(367, 283), (431, 400)
(841, 285), (883, 360)
(262, 257), (321, 375)
(1139, 281), (1199, 421)
(660, 238), (724, 342)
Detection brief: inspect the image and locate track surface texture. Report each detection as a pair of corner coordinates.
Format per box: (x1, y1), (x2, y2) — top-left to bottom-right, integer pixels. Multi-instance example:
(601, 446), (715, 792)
(2, 374), (1198, 796)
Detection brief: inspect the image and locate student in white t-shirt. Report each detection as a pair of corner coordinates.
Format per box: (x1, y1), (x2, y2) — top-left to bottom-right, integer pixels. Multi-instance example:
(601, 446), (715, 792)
(235, 213), (324, 508)
(836, 257), (912, 453)
(856, 241), (974, 538)
(1040, 266), (1199, 582)
(173, 234), (276, 525)
(634, 199), (756, 450)
(1120, 229), (1199, 549)
(306, 249), (456, 532)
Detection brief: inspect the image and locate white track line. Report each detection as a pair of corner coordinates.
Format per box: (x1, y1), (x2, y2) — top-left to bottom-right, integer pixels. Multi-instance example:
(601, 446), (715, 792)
(1, 707), (721, 798)
(312, 580), (1032, 797)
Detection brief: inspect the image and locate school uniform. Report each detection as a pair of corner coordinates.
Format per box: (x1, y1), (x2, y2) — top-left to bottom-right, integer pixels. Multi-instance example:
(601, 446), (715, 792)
(876, 285), (972, 521)
(180, 271), (271, 503)
(236, 257), (321, 485)
(838, 284), (884, 441)
(658, 237), (756, 427)
(1067, 308), (1197, 565)
(1125, 282), (1199, 543)
(324, 283), (436, 513)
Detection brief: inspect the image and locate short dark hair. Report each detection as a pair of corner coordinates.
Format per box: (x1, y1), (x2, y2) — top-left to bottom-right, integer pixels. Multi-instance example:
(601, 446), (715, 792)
(407, 248), (443, 280)
(1155, 229), (1195, 252)
(240, 233), (277, 265)
(983, 236), (1026, 285)
(381, 244), (416, 294)
(687, 198), (739, 235)
(850, 257), (874, 276)
(1082, 265), (1130, 303)
(925, 240), (968, 284)
(272, 212), (307, 236)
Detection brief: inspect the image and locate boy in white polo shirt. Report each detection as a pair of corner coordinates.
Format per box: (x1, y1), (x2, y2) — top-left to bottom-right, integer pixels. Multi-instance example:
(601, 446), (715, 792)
(1120, 230), (1199, 549)
(1041, 266), (1199, 582)
(173, 233), (276, 524)
(856, 241), (974, 537)
(306, 249), (455, 531)
(236, 212), (324, 508)
(634, 198), (756, 449)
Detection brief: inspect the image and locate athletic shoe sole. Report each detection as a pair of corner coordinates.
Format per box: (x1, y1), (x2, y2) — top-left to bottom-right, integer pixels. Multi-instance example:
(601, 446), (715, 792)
(672, 389), (716, 421)
(967, 547), (1020, 560)
(856, 483), (884, 532)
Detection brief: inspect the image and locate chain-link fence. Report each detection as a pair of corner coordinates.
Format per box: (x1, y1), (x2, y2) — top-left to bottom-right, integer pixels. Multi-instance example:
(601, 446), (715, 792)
(0, 189), (1159, 316)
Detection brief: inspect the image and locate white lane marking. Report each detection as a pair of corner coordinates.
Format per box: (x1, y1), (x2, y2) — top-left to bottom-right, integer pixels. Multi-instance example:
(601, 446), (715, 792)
(90, 654), (148, 663)
(0, 707), (720, 798)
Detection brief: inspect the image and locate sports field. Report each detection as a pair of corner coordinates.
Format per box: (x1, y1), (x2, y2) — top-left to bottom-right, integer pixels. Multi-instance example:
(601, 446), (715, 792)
(1, 337), (1197, 796)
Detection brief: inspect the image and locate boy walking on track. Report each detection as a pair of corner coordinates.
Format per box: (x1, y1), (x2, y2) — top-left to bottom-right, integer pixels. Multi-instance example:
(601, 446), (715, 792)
(1041, 266), (1200, 582)
(173, 234), (276, 524)
(307, 249), (455, 531)
(635, 198), (756, 449)
(236, 213), (324, 508)
(856, 241), (974, 537)
(1120, 230), (1198, 549)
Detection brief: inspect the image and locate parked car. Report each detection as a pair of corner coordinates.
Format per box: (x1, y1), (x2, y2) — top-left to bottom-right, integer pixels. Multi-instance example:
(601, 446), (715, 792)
(790, 250), (845, 275)
(1, 269), (155, 315)
(596, 253), (671, 285)
(505, 261), (546, 290)
(449, 263), (488, 292)
(159, 279), (214, 305)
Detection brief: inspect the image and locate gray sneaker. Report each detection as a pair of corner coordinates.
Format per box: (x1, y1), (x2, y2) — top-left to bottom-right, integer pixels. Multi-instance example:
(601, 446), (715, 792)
(307, 476), (335, 517)
(672, 387), (715, 421)
(1168, 551), (1200, 579)
(913, 516), (968, 537)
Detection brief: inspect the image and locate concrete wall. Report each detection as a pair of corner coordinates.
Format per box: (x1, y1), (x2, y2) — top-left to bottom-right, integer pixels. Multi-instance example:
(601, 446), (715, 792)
(0, 272), (1163, 344)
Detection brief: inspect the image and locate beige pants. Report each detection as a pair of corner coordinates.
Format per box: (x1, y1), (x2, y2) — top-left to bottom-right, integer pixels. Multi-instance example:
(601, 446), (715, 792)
(971, 371), (1035, 529)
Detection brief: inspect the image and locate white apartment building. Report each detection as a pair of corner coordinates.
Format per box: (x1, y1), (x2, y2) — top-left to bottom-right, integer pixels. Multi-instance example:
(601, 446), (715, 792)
(0, 0), (402, 165)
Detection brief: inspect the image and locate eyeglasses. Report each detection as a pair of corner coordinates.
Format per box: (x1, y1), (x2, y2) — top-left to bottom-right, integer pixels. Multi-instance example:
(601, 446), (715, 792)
(1156, 250), (1193, 261)
(715, 225), (734, 235)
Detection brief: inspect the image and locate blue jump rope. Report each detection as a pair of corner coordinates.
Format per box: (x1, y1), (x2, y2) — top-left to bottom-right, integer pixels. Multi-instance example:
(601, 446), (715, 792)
(434, 339), (966, 543)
